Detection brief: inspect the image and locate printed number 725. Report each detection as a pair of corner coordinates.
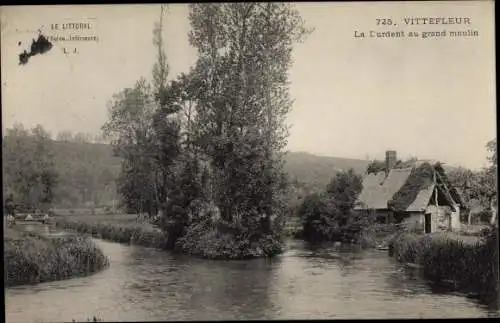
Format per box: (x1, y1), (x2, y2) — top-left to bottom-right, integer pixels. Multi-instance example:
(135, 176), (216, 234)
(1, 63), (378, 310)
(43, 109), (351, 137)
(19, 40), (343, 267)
(376, 18), (393, 25)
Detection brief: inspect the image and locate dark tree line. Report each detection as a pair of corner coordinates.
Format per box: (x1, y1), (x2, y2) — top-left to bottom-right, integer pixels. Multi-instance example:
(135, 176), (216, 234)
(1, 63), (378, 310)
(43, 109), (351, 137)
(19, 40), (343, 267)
(3, 124), (119, 213)
(3, 124), (58, 213)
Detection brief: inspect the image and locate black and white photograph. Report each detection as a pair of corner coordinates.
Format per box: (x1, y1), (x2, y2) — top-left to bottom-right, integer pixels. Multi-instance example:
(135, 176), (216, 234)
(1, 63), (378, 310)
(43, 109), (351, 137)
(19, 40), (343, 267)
(1, 1), (498, 321)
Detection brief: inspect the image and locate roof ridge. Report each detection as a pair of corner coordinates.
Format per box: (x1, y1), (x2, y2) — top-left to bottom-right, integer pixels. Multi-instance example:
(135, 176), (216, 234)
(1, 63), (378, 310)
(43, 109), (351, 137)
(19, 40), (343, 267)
(391, 167), (413, 171)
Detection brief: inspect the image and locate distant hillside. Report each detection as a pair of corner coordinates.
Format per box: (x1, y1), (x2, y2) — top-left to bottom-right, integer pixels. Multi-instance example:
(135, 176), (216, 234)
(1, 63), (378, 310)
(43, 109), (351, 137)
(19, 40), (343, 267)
(48, 141), (458, 207)
(283, 151), (371, 190)
(51, 141), (121, 207)
(53, 141), (121, 173)
(48, 142), (372, 206)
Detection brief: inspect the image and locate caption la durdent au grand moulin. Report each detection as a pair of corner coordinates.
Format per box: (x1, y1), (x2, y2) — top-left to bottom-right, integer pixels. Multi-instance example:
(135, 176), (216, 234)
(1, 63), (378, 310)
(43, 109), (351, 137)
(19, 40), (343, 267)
(354, 17), (479, 39)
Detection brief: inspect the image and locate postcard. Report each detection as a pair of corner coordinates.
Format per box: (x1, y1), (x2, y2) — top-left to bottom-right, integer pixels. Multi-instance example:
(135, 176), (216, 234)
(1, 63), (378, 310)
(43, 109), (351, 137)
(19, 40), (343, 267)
(2, 2), (497, 322)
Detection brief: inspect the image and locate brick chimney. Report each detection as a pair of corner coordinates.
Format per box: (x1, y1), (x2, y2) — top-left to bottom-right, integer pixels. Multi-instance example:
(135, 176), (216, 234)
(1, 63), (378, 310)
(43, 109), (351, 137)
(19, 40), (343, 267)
(385, 150), (397, 173)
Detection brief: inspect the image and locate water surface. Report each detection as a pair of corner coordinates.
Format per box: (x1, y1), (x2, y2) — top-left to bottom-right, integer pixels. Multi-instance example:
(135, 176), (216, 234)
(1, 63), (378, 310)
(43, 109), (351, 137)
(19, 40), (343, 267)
(5, 224), (498, 322)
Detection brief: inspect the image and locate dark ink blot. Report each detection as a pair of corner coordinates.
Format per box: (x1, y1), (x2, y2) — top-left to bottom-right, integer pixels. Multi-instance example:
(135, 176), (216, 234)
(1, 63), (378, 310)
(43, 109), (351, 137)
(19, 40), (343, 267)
(18, 33), (53, 65)
(19, 50), (30, 65)
(18, 41), (22, 46)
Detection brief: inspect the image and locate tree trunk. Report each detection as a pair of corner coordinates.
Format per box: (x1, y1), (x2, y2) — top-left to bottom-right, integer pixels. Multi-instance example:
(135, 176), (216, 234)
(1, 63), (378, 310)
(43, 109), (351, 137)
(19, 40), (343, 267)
(468, 211), (473, 225)
(490, 198), (497, 225)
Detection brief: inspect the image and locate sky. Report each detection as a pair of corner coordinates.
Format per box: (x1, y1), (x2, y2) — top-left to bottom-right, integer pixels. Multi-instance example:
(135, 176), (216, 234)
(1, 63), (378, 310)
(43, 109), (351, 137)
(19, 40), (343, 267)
(1, 2), (496, 170)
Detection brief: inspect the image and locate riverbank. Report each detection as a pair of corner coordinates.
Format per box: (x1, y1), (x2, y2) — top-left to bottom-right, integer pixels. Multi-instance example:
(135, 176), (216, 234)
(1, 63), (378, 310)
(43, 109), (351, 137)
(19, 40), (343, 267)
(290, 222), (399, 251)
(53, 214), (283, 260)
(175, 219), (283, 260)
(53, 214), (169, 249)
(390, 228), (498, 304)
(4, 227), (109, 287)
(6, 230), (497, 322)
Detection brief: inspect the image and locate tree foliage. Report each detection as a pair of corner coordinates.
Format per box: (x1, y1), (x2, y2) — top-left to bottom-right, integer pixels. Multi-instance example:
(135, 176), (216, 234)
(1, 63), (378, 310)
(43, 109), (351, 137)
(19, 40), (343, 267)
(299, 169), (364, 243)
(101, 5), (191, 220)
(187, 3), (310, 238)
(102, 79), (160, 215)
(3, 123), (58, 213)
(447, 138), (497, 224)
(486, 138), (497, 165)
(100, 3), (311, 258)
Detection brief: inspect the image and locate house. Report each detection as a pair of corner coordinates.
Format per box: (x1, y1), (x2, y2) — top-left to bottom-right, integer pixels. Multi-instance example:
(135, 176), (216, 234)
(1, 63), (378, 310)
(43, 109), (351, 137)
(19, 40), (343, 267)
(354, 150), (465, 233)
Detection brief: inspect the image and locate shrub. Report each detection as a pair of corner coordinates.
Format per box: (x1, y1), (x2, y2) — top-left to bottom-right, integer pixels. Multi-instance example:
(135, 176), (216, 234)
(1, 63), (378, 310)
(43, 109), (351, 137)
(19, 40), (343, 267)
(298, 193), (332, 242)
(391, 233), (433, 264)
(391, 230), (498, 304)
(298, 170), (369, 246)
(54, 216), (169, 250)
(4, 229), (109, 286)
(477, 210), (493, 224)
(175, 215), (283, 260)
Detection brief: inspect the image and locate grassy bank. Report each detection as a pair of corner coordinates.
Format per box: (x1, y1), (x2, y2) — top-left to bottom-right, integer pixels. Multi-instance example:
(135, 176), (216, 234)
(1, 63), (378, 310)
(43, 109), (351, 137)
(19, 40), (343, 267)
(391, 229), (498, 304)
(4, 228), (109, 287)
(54, 214), (284, 260)
(53, 214), (169, 250)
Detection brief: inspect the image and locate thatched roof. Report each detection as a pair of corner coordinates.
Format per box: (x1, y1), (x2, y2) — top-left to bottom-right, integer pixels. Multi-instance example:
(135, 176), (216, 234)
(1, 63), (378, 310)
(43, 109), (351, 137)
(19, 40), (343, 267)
(355, 168), (412, 210)
(354, 161), (464, 212)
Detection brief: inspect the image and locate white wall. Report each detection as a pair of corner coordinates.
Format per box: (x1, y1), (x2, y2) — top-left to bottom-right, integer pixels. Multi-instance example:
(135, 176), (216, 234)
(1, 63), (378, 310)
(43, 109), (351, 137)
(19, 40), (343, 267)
(450, 204), (461, 231)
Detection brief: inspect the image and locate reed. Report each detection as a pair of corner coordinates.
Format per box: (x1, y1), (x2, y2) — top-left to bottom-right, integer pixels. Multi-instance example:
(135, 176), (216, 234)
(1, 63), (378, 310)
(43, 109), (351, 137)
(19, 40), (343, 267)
(4, 229), (109, 287)
(71, 315), (103, 322)
(391, 229), (498, 303)
(54, 215), (169, 250)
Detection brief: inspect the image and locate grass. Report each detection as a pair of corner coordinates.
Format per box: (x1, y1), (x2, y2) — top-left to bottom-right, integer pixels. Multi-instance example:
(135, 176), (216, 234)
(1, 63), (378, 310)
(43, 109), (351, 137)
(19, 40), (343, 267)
(391, 228), (498, 304)
(53, 214), (169, 250)
(459, 224), (490, 237)
(4, 227), (109, 287)
(71, 315), (103, 322)
(54, 214), (284, 260)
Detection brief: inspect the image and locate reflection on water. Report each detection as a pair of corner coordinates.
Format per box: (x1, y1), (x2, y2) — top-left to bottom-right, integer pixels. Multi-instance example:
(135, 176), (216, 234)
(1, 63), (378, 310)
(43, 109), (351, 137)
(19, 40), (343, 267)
(5, 226), (499, 322)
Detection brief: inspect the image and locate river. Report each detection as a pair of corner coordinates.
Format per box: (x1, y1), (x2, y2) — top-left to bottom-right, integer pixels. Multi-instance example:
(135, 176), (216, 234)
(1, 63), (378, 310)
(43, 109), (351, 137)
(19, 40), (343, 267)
(5, 224), (499, 322)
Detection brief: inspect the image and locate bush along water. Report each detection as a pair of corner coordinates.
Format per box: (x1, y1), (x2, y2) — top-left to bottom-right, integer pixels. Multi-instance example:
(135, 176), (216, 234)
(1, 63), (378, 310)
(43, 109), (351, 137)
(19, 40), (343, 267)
(174, 215), (283, 260)
(297, 170), (383, 248)
(54, 217), (169, 250)
(391, 227), (498, 304)
(4, 230), (109, 287)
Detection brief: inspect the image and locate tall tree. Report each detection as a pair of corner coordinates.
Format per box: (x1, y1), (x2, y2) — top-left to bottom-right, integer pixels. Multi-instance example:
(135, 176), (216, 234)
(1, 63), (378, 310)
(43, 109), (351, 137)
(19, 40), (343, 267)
(152, 4), (169, 101)
(3, 123), (58, 212)
(447, 166), (477, 224)
(149, 4), (188, 221)
(450, 139), (498, 225)
(188, 3), (310, 238)
(102, 79), (158, 215)
(102, 5), (184, 218)
(484, 138), (497, 225)
(486, 138), (497, 165)
(149, 5), (205, 244)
